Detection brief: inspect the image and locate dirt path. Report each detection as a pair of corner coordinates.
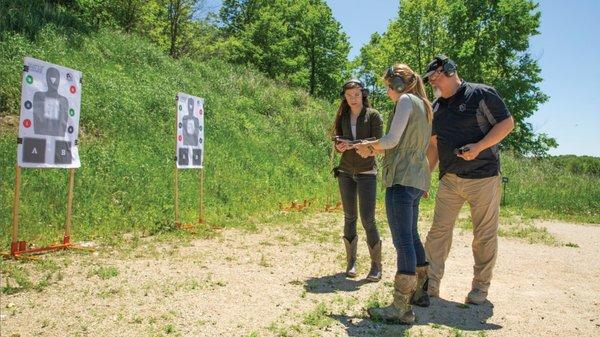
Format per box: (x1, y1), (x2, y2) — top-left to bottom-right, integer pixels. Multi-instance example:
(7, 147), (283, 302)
(1, 214), (599, 337)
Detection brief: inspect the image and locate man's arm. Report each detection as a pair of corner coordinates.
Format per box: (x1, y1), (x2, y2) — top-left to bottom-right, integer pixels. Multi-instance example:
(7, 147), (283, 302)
(427, 135), (439, 173)
(478, 116), (514, 150)
(457, 116), (514, 161)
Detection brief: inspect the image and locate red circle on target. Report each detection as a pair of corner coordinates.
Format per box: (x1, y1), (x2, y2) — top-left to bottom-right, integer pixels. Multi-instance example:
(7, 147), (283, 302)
(23, 119), (32, 128)
(199, 108), (203, 115)
(69, 86), (77, 94)
(178, 135), (183, 141)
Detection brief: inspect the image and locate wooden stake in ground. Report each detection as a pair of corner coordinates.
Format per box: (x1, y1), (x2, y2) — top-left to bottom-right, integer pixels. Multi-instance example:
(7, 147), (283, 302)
(11, 163), (22, 253)
(174, 168), (180, 225)
(4, 166), (88, 259)
(64, 168), (75, 242)
(199, 168), (204, 224)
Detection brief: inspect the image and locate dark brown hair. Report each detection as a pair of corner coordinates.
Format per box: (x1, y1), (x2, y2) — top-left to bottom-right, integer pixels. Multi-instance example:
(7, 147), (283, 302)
(332, 81), (371, 135)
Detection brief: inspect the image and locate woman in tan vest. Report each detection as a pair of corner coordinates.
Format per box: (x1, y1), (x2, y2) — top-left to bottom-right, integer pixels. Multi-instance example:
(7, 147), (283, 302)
(355, 64), (433, 324)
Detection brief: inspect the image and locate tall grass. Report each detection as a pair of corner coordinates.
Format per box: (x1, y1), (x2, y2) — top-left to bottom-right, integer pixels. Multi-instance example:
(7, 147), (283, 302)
(420, 153), (600, 225)
(0, 27), (339, 248)
(499, 154), (599, 223)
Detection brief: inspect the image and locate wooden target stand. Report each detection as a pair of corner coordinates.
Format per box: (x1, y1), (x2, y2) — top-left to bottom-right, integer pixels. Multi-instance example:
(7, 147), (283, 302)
(3, 164), (91, 260)
(173, 166), (206, 232)
(173, 93), (209, 233)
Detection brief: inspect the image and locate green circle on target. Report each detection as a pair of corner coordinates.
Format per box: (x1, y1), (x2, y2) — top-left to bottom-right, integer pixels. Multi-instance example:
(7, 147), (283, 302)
(69, 108), (75, 116)
(26, 75), (33, 84)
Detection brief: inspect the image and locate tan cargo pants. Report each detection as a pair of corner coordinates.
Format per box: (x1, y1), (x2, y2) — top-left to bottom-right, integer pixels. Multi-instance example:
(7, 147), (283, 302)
(425, 173), (502, 293)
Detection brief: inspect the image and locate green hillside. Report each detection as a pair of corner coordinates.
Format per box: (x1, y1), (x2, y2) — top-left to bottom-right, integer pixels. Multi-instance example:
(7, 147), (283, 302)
(0, 27), (339, 248)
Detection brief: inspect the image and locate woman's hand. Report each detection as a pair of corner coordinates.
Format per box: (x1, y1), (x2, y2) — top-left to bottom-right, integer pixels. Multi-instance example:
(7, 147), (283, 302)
(354, 141), (375, 158)
(335, 141), (349, 152)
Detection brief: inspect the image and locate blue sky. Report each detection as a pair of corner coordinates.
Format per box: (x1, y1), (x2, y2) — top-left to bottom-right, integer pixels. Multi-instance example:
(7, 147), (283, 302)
(206, 0), (599, 156)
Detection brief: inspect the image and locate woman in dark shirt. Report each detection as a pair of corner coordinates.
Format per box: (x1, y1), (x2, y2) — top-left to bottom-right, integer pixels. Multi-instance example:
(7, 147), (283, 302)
(333, 79), (383, 282)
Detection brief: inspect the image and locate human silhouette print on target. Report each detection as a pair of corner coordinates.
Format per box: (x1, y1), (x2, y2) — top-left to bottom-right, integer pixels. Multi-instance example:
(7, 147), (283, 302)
(176, 92), (204, 169)
(32, 67), (69, 137)
(18, 57), (82, 169)
(182, 97), (200, 147)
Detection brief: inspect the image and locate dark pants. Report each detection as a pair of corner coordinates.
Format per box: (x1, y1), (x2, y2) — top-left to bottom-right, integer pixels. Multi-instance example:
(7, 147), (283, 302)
(385, 184), (427, 275)
(338, 171), (380, 248)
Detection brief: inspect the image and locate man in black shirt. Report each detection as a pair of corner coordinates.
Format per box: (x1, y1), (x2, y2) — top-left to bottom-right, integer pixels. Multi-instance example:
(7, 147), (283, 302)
(421, 55), (514, 305)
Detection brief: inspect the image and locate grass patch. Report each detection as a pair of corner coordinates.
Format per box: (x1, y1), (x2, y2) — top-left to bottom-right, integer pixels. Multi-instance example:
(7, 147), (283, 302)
(365, 290), (388, 312)
(0, 262), (32, 294)
(258, 254), (272, 268)
(450, 328), (466, 337)
(98, 286), (122, 298)
(456, 208), (559, 245)
(163, 323), (176, 334)
(267, 322), (293, 337)
(497, 223), (558, 245)
(302, 303), (334, 329)
(1, 257), (65, 294)
(88, 265), (119, 280)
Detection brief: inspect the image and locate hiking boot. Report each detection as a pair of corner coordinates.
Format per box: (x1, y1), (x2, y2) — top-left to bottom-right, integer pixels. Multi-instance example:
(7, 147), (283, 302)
(368, 273), (417, 324)
(466, 288), (488, 305)
(365, 240), (382, 282)
(427, 278), (440, 298)
(411, 264), (430, 307)
(343, 236), (358, 278)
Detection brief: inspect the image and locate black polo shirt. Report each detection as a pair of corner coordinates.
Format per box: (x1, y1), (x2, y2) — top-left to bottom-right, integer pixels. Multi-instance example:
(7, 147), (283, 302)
(432, 81), (511, 179)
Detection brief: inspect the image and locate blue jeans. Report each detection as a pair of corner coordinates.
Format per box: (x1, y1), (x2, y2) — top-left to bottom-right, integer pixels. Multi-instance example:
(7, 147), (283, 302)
(385, 184), (427, 275)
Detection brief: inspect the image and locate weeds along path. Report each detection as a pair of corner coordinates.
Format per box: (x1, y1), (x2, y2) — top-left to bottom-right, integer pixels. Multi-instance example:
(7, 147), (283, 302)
(1, 213), (599, 337)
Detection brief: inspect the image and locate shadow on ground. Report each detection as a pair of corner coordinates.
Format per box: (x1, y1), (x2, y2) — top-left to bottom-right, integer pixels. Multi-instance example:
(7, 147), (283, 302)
(328, 297), (502, 336)
(304, 273), (369, 293)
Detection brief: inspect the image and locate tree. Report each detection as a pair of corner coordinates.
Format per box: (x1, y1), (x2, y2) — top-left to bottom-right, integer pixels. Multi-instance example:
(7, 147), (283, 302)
(297, 0), (350, 97)
(161, 0), (209, 58)
(124, 0), (216, 58)
(219, 0), (262, 35)
(219, 0), (350, 99)
(109, 0), (146, 33)
(356, 0), (554, 156)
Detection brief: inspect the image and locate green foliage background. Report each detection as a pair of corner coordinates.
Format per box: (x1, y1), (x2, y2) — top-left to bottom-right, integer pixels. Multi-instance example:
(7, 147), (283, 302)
(356, 0), (556, 156)
(0, 0), (598, 251)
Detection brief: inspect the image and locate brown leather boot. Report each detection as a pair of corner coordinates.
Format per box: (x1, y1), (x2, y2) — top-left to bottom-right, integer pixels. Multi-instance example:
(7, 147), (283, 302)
(411, 265), (430, 307)
(366, 240), (382, 282)
(343, 236), (358, 278)
(368, 273), (417, 324)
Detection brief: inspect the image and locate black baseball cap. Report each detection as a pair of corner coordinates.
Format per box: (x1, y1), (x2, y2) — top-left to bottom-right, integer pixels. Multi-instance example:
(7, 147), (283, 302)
(422, 55), (452, 83)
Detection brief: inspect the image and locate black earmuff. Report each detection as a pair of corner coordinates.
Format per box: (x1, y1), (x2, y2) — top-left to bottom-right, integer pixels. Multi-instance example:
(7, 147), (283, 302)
(340, 79), (369, 98)
(437, 55), (457, 77)
(386, 67), (407, 92)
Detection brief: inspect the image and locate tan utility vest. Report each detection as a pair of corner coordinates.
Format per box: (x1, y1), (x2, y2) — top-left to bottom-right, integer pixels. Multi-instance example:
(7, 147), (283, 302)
(381, 93), (432, 191)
